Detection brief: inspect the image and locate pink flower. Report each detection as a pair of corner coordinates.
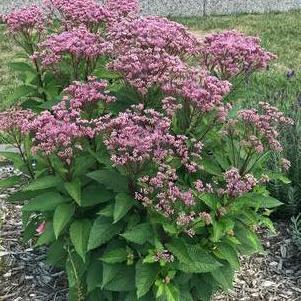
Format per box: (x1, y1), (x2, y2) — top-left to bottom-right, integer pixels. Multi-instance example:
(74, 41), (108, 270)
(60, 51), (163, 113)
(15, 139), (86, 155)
(38, 25), (111, 67)
(3, 5), (46, 33)
(109, 16), (200, 56)
(154, 250), (174, 263)
(0, 108), (35, 134)
(201, 31), (276, 79)
(222, 168), (257, 197)
(104, 105), (202, 171)
(105, 0), (139, 19)
(36, 222), (46, 235)
(45, 0), (111, 29)
(280, 158), (291, 172)
(238, 102), (293, 153)
(64, 77), (116, 110)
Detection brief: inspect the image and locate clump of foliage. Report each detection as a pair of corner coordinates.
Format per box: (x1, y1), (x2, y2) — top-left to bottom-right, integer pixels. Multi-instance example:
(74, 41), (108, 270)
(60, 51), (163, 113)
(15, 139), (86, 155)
(291, 214), (301, 250)
(0, 1), (293, 300)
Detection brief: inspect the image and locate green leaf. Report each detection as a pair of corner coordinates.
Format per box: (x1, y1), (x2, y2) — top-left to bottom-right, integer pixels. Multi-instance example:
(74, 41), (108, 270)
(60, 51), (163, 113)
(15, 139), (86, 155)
(0, 152), (23, 167)
(0, 175), (21, 188)
(192, 274), (218, 301)
(36, 222), (55, 246)
(167, 239), (221, 273)
(46, 240), (67, 268)
(215, 243), (240, 269)
(70, 219), (91, 261)
(99, 248), (128, 264)
(136, 261), (159, 298)
(211, 263), (234, 290)
(9, 61), (36, 73)
(200, 194), (219, 211)
(23, 217), (39, 243)
(53, 203), (75, 239)
(66, 251), (87, 288)
(88, 217), (123, 251)
(81, 183), (113, 207)
(64, 179), (81, 206)
(235, 222), (263, 254)
(241, 193), (283, 209)
(25, 176), (61, 191)
(87, 260), (103, 293)
(267, 172), (291, 184)
(103, 265), (135, 291)
(114, 193), (135, 223)
(23, 192), (68, 212)
(6, 84), (36, 102)
(121, 223), (152, 245)
(87, 169), (129, 193)
(202, 158), (222, 176)
(102, 263), (122, 288)
(97, 204), (114, 217)
(8, 189), (51, 203)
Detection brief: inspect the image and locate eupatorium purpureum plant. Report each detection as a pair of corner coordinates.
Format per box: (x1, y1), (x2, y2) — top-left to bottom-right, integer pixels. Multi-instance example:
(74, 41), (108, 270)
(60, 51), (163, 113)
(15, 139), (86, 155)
(0, 1), (292, 300)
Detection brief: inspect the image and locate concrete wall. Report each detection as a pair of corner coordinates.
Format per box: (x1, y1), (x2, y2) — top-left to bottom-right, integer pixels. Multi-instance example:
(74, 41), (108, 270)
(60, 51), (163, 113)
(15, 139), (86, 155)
(0, 0), (300, 16)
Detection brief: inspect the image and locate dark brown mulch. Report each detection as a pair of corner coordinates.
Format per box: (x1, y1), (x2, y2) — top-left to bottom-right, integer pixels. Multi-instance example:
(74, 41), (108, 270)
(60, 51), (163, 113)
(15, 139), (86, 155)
(0, 166), (66, 301)
(1, 165), (301, 301)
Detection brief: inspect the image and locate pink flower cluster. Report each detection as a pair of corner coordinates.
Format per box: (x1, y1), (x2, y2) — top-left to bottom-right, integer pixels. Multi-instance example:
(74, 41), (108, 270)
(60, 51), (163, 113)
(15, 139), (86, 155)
(104, 105), (202, 172)
(161, 97), (182, 117)
(201, 31), (276, 79)
(136, 165), (215, 236)
(105, 0), (139, 19)
(2, 5), (46, 33)
(238, 102), (293, 152)
(109, 48), (184, 95)
(110, 48), (230, 111)
(38, 25), (111, 67)
(29, 109), (81, 161)
(109, 16), (200, 56)
(177, 69), (231, 112)
(0, 108), (35, 135)
(45, 0), (110, 29)
(63, 77), (115, 110)
(280, 158), (291, 172)
(27, 78), (115, 161)
(154, 250), (175, 263)
(221, 168), (257, 197)
(136, 164), (196, 216)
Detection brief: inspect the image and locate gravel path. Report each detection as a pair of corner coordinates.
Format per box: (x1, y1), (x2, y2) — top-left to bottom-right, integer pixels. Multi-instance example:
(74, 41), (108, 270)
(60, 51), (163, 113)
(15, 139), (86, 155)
(0, 165), (301, 301)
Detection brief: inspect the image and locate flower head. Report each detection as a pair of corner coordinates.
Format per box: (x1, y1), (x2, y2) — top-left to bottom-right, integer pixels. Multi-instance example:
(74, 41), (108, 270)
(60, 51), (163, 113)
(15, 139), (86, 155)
(3, 5), (46, 33)
(38, 25), (111, 67)
(45, 0), (110, 29)
(201, 31), (276, 79)
(0, 108), (35, 135)
(63, 77), (116, 110)
(104, 105), (201, 171)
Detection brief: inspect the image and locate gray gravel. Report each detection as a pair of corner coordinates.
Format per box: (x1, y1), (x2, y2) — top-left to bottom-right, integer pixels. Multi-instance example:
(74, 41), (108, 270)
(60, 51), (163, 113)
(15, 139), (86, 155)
(0, 0), (300, 16)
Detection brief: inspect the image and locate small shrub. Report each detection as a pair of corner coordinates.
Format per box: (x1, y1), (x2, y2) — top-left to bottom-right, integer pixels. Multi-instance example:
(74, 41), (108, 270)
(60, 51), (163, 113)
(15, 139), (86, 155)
(291, 214), (301, 250)
(0, 1), (293, 300)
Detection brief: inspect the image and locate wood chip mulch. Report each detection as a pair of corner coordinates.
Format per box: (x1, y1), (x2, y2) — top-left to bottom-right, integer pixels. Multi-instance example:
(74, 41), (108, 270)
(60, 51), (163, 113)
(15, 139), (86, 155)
(0, 165), (301, 301)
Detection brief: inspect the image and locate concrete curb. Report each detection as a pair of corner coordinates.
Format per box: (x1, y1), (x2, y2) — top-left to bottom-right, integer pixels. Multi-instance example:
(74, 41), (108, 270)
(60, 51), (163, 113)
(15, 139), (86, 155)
(0, 0), (300, 16)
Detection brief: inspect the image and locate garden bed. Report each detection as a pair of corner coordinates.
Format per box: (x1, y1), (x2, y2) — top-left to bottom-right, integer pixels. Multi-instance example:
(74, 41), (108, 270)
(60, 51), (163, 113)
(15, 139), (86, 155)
(1, 166), (300, 301)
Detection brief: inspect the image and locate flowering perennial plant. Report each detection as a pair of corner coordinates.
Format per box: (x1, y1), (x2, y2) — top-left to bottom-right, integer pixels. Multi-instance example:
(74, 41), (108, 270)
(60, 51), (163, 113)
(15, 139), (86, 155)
(1, 1), (291, 301)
